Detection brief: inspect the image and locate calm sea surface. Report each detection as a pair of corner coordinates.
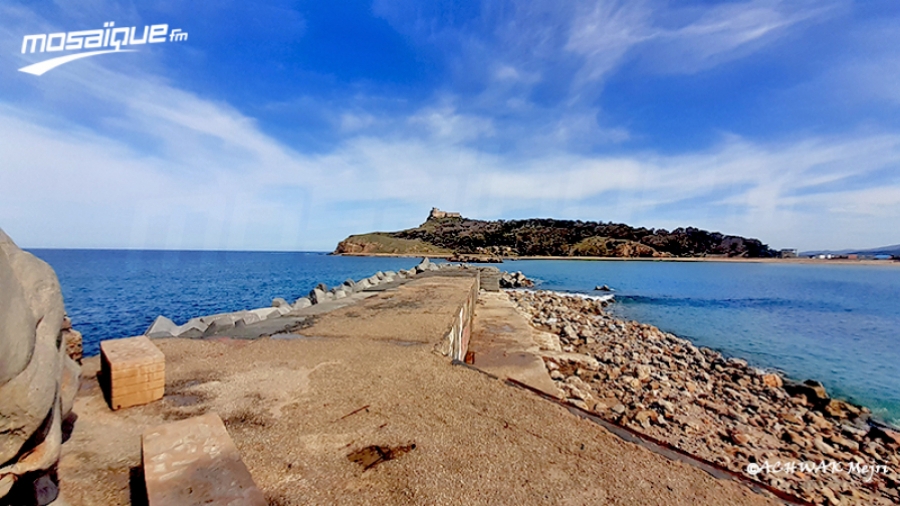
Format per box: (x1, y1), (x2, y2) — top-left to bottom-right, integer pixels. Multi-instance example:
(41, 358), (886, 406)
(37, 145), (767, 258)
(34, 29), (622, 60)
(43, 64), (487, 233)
(29, 250), (900, 425)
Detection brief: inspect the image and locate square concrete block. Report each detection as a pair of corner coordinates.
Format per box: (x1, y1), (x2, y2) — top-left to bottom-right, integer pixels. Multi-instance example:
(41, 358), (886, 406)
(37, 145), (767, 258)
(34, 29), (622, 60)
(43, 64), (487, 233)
(100, 335), (165, 410)
(142, 412), (266, 506)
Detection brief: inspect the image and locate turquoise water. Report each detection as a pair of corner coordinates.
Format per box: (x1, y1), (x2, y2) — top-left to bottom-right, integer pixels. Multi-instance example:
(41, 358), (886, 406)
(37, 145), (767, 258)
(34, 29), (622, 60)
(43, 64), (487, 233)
(28, 250), (900, 425)
(504, 259), (900, 425)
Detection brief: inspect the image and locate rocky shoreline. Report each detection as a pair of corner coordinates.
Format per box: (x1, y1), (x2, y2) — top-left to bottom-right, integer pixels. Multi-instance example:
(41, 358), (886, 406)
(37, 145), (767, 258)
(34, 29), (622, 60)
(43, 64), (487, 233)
(507, 289), (899, 505)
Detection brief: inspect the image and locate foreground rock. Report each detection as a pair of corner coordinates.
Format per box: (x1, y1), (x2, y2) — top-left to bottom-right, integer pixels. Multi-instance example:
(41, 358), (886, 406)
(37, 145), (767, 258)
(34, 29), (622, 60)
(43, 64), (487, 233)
(61, 316), (83, 363)
(499, 271), (534, 288)
(0, 229), (80, 504)
(508, 289), (900, 506)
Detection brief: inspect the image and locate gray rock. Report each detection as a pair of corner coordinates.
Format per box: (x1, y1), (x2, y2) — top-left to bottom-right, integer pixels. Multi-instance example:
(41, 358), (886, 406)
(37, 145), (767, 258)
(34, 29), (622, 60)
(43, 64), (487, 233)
(635, 365), (652, 381)
(201, 313), (241, 336)
(248, 307), (280, 321)
(415, 258), (431, 273)
(0, 241), (35, 385)
(785, 379), (829, 407)
(309, 287), (326, 305)
(292, 297), (312, 310)
(146, 315), (179, 338)
(333, 289), (347, 299)
(375, 271), (386, 280)
(176, 317), (209, 338)
(341, 279), (356, 293)
(0, 228), (79, 501)
(271, 297), (289, 308)
(236, 312), (262, 327)
(356, 279), (372, 290)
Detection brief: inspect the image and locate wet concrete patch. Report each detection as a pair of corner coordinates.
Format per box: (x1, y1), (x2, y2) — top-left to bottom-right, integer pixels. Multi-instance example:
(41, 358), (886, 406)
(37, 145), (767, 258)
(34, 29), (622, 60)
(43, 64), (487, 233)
(164, 394), (202, 407)
(368, 298), (424, 311)
(161, 376), (215, 418)
(223, 408), (271, 429)
(270, 333), (328, 341)
(347, 443), (417, 471)
(387, 340), (426, 347)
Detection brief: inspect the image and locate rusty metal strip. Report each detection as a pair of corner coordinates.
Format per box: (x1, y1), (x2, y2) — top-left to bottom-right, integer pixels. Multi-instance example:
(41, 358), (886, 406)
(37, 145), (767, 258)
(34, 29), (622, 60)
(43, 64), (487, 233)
(502, 377), (814, 506)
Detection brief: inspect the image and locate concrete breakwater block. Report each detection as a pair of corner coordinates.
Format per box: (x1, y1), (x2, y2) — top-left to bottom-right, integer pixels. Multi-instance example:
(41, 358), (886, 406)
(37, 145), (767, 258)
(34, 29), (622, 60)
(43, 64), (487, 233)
(142, 413), (266, 506)
(100, 336), (165, 410)
(146, 315), (179, 338)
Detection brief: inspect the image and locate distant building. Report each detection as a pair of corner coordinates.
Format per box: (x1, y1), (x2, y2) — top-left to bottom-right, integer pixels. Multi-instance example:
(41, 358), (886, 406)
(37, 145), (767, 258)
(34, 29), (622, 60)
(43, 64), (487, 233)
(429, 207), (462, 220)
(847, 254), (858, 260)
(779, 249), (798, 258)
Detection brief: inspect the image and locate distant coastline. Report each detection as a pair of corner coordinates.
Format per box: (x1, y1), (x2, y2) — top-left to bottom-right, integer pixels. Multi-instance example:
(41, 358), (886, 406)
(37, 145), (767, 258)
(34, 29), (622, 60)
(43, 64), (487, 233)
(335, 252), (900, 266)
(334, 208), (783, 259)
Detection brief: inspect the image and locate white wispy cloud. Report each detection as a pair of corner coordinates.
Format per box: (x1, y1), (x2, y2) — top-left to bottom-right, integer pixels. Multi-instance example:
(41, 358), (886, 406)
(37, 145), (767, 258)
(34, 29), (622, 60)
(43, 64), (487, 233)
(1, 0), (897, 253)
(2, 64), (899, 252)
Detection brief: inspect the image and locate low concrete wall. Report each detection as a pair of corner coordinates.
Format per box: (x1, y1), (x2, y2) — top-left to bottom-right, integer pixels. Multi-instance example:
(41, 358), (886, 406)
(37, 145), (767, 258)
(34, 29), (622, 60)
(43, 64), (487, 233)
(444, 272), (479, 362)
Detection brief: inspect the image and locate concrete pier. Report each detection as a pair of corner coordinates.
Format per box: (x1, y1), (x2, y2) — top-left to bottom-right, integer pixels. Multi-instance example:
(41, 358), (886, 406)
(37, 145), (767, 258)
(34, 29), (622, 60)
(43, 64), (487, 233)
(57, 271), (779, 505)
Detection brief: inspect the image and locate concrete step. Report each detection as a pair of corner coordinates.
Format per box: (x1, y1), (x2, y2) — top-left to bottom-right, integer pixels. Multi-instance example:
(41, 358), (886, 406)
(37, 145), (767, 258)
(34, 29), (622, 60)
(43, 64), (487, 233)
(142, 413), (266, 506)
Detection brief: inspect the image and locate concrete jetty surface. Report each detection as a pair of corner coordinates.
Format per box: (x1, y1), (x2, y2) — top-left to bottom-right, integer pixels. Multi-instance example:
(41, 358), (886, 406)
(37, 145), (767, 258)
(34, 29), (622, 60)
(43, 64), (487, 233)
(56, 272), (779, 505)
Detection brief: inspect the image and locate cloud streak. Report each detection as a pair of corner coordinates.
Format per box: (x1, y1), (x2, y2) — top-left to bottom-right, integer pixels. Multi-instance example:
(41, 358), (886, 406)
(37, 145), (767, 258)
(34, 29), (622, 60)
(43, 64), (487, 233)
(0, 0), (898, 253)
(2, 67), (899, 252)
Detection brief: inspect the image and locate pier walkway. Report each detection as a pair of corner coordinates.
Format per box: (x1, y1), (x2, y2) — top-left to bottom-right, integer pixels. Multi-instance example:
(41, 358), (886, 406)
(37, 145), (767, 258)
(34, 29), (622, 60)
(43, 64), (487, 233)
(56, 272), (778, 505)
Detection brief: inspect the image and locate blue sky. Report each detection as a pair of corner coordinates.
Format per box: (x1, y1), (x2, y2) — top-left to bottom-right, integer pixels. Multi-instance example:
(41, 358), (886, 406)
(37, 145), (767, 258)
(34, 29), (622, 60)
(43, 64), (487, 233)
(1, 0), (900, 251)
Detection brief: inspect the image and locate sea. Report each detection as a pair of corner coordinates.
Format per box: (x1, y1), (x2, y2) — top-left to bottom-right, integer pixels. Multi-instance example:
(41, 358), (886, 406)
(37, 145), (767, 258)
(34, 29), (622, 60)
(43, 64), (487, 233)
(28, 250), (900, 426)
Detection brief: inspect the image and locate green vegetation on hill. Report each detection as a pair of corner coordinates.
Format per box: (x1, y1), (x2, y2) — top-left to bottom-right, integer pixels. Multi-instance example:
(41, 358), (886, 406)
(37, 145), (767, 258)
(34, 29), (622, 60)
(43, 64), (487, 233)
(335, 212), (778, 258)
(334, 233), (453, 255)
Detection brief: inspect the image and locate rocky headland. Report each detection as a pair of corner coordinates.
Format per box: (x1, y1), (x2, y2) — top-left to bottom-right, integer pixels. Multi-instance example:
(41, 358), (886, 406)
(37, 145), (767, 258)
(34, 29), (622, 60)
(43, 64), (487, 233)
(335, 207), (779, 259)
(507, 289), (899, 505)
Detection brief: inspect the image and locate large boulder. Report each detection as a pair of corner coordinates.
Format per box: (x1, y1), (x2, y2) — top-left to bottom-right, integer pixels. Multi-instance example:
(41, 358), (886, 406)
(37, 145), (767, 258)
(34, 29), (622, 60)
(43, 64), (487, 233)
(785, 379), (830, 408)
(0, 229), (80, 503)
(415, 257), (431, 273)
